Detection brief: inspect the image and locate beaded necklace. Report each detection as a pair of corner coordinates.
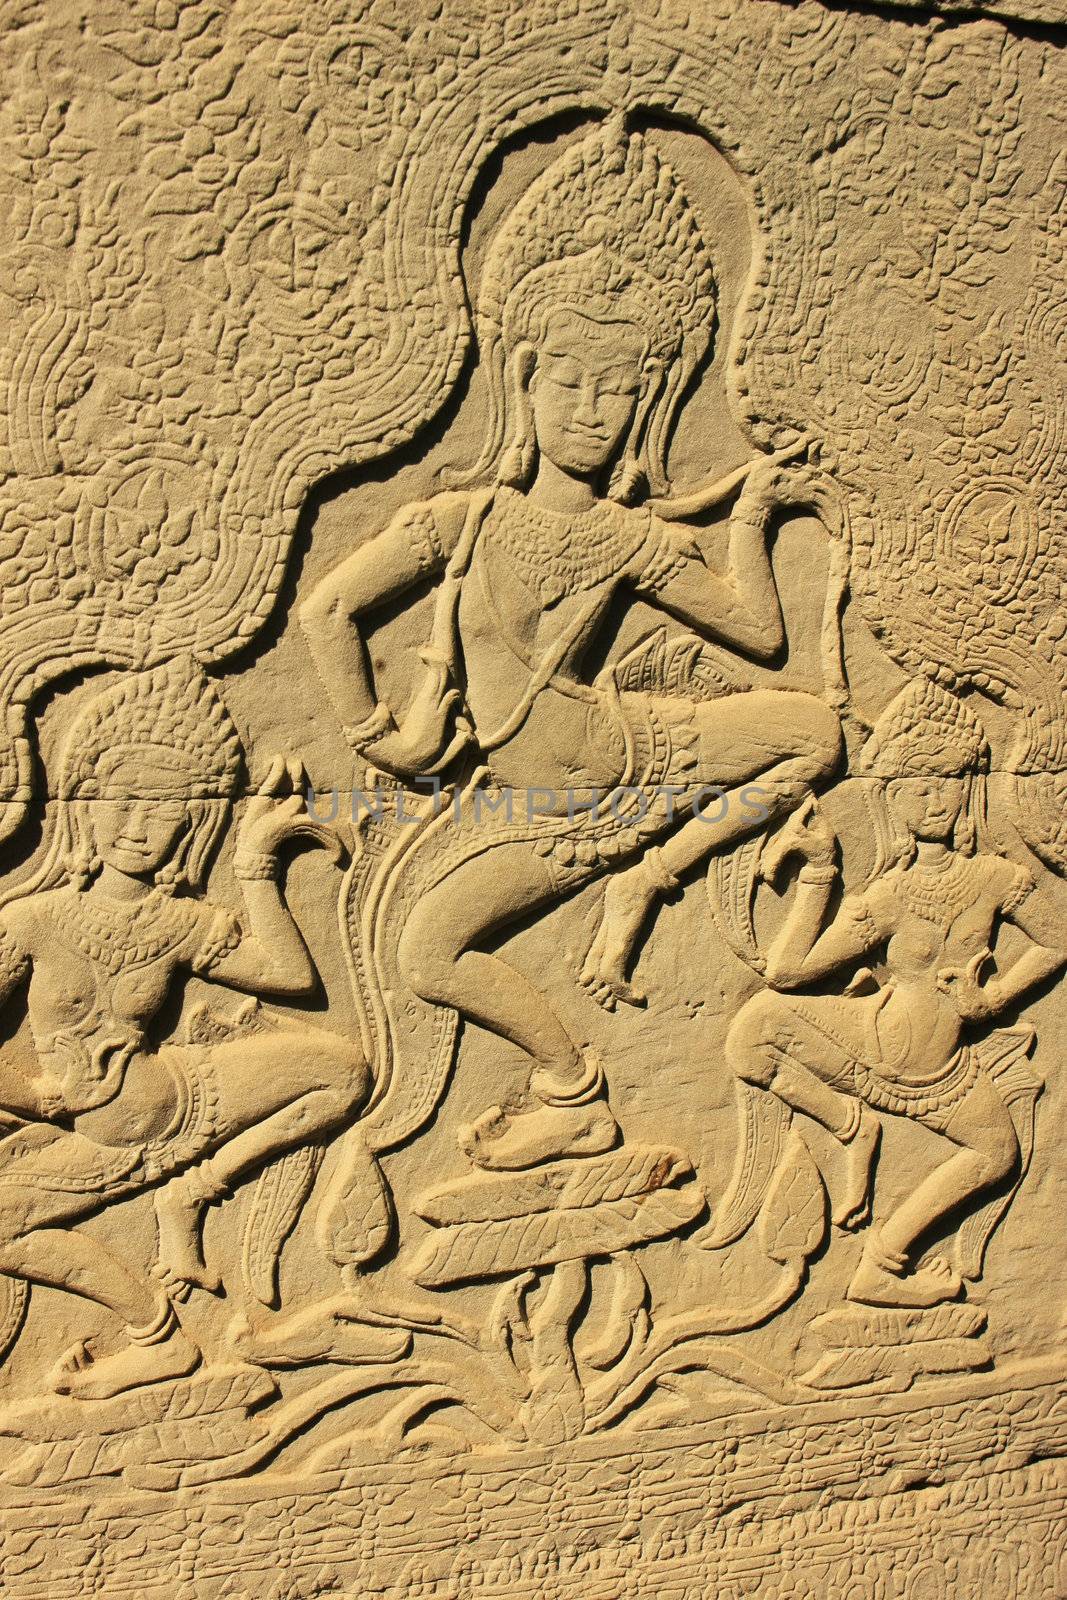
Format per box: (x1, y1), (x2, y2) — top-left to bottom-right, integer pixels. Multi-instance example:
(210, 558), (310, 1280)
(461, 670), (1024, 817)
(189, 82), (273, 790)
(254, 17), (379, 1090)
(49, 885), (194, 977)
(899, 852), (977, 927)
(485, 486), (648, 605)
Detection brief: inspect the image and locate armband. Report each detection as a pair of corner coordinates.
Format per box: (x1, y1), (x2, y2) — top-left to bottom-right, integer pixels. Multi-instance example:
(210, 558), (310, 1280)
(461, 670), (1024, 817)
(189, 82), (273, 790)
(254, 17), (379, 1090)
(797, 863), (837, 886)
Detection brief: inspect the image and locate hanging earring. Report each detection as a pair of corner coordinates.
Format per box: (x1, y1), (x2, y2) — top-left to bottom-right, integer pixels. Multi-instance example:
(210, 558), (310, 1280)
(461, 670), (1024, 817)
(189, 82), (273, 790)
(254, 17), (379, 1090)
(609, 364), (661, 504)
(954, 803), (976, 856)
(69, 804), (100, 888)
(607, 453), (646, 505)
(500, 344), (536, 487)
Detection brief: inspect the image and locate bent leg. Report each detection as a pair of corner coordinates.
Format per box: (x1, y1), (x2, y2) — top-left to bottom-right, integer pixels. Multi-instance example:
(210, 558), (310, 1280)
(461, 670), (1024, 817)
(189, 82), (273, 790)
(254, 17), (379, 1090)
(156, 1029), (369, 1294)
(0, 1212), (156, 1327)
(397, 842), (618, 1169)
(725, 989), (881, 1229)
(585, 691), (841, 1002)
(0, 1142), (199, 1397)
(877, 1074), (1019, 1263)
(850, 1074), (1019, 1309)
(397, 842), (582, 1082)
(661, 688), (842, 874)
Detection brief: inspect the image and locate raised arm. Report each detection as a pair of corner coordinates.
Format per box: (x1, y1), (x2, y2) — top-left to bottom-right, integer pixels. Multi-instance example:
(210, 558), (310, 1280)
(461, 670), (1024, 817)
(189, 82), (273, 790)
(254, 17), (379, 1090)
(759, 801), (885, 989)
(202, 772), (342, 998)
(299, 500), (456, 740)
(635, 460), (796, 661)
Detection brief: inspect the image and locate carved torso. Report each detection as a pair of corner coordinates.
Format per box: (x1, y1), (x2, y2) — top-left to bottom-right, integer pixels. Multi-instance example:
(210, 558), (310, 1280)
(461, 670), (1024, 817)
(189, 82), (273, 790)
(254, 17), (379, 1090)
(454, 489), (666, 793)
(1, 887), (220, 1129)
(862, 852), (1033, 1075)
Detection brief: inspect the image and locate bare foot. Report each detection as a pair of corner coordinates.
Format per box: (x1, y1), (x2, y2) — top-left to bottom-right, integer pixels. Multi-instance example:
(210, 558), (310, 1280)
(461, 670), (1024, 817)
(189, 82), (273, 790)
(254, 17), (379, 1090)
(848, 1249), (962, 1309)
(52, 1326), (201, 1400)
(459, 1098), (619, 1170)
(154, 1187), (219, 1300)
(834, 1106), (881, 1230)
(230, 1299), (412, 1369)
(579, 866), (658, 1011)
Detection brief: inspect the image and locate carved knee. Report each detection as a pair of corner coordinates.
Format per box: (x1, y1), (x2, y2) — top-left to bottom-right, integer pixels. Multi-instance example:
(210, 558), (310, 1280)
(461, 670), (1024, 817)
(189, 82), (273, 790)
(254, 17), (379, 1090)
(0, 1190), (34, 1251)
(396, 914), (457, 1006)
(724, 991), (787, 1089)
(973, 1118), (1020, 1189)
(788, 694), (843, 784)
(319, 1033), (372, 1114)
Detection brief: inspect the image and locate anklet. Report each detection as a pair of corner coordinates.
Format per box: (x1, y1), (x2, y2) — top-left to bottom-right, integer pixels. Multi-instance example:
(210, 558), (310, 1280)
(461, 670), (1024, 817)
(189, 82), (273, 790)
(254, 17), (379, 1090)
(534, 1052), (605, 1108)
(644, 847), (680, 895)
(182, 1157), (230, 1204)
(798, 862), (837, 886)
(127, 1300), (178, 1347)
(865, 1234), (908, 1276)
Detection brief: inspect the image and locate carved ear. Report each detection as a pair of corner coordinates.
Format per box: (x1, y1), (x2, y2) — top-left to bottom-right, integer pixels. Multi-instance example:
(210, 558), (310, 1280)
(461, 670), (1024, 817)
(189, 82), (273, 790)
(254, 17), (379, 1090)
(499, 342), (537, 486)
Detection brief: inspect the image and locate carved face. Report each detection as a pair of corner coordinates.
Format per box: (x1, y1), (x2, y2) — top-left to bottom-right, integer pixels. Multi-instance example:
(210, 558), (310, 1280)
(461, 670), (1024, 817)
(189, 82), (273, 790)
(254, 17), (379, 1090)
(527, 309), (646, 481)
(88, 755), (190, 880)
(887, 775), (966, 842)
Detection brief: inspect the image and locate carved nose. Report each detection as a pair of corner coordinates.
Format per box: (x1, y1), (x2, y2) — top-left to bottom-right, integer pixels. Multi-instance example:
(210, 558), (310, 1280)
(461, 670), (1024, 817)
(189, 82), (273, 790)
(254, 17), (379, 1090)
(127, 808), (149, 840)
(574, 382), (599, 424)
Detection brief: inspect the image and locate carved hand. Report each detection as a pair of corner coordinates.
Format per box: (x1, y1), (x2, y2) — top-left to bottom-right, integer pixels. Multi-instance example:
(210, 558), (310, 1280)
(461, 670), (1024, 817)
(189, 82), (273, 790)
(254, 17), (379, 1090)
(45, 1036), (136, 1116)
(761, 796), (838, 881)
(367, 648), (468, 777)
(738, 454), (818, 520)
(239, 757), (343, 864)
(936, 949), (1003, 1022)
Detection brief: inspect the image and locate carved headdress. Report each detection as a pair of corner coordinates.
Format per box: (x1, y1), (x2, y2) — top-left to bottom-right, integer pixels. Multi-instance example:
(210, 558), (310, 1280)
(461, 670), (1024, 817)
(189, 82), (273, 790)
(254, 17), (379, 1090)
(860, 679), (989, 780)
(59, 658), (242, 800)
(858, 679), (990, 871)
(14, 659), (245, 896)
(473, 115), (716, 496)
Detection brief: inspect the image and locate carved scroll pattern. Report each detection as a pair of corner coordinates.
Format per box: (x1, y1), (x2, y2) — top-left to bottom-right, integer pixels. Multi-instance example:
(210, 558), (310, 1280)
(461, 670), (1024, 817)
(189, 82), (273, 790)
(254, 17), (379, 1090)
(0, 2), (1062, 1570)
(0, 2), (1061, 837)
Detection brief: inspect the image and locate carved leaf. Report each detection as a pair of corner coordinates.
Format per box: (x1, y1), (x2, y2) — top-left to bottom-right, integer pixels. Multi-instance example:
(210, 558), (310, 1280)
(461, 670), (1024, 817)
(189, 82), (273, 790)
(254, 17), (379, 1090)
(4, 1437), (111, 1488)
(242, 1146), (323, 1308)
(802, 1346), (899, 1392)
(582, 1255), (650, 1372)
(813, 1302), (986, 1349)
(417, 1146), (694, 1226)
(758, 1131), (827, 1269)
(803, 1335), (989, 1393)
(316, 1135), (394, 1269)
(413, 1178), (703, 1287)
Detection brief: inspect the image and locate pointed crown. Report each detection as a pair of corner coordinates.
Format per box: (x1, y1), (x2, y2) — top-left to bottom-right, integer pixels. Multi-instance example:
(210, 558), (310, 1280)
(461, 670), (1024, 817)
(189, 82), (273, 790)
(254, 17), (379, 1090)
(478, 114), (715, 372)
(861, 679), (989, 779)
(59, 658), (242, 799)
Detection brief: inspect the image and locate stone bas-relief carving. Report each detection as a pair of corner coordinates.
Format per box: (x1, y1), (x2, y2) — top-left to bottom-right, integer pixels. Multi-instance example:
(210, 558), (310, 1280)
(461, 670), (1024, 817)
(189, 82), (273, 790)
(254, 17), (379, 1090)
(0, 0), (1064, 1596)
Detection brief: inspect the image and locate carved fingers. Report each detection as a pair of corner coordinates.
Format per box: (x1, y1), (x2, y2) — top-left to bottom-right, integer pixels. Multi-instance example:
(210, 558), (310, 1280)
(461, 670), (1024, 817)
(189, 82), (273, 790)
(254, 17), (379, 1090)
(738, 445), (819, 518)
(761, 797), (838, 882)
(935, 948), (1000, 1021)
(152, 1261), (194, 1306)
(239, 756), (344, 864)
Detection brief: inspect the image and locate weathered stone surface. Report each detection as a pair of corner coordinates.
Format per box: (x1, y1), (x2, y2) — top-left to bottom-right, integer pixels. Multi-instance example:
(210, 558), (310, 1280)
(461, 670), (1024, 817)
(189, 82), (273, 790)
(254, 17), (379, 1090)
(0, 0), (1063, 1594)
